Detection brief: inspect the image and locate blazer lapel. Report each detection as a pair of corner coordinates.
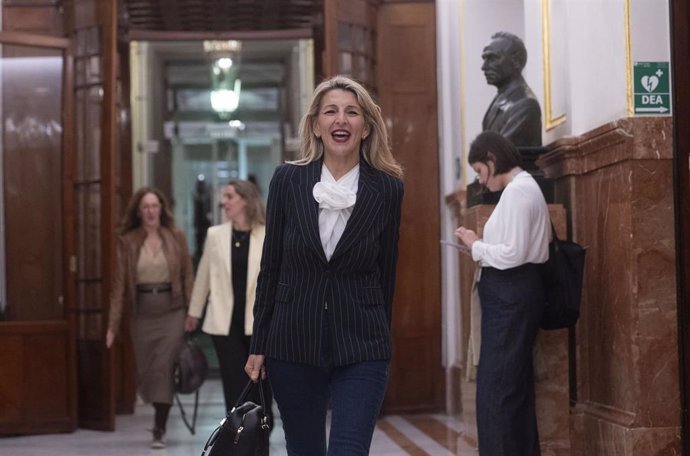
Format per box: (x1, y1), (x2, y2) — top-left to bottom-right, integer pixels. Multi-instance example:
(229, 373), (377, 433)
(219, 222), (232, 275)
(330, 160), (382, 262)
(247, 226), (262, 287)
(291, 160), (327, 263)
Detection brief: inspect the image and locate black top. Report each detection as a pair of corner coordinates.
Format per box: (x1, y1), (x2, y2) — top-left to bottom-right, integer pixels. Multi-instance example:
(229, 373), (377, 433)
(230, 228), (250, 334)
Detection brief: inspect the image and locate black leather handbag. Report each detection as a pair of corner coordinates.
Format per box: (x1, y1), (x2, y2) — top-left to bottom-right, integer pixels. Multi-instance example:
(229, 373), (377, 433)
(174, 335), (209, 434)
(540, 224), (586, 330)
(175, 335), (209, 394)
(201, 378), (271, 456)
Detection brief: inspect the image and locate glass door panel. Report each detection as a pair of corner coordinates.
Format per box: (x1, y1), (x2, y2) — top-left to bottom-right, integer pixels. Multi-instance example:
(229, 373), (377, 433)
(0, 44), (64, 321)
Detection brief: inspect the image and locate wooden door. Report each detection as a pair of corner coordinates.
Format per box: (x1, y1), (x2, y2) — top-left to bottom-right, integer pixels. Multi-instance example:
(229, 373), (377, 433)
(0, 4), (76, 435)
(65, 0), (122, 430)
(377, 2), (443, 413)
(321, 0), (443, 413)
(322, 0), (378, 89)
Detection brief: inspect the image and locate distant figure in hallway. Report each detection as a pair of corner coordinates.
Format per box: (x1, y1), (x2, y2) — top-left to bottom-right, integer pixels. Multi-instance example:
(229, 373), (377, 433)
(192, 175), (212, 266)
(245, 75), (404, 456)
(481, 31), (542, 147)
(106, 187), (194, 450)
(185, 179), (273, 422)
(455, 132), (550, 456)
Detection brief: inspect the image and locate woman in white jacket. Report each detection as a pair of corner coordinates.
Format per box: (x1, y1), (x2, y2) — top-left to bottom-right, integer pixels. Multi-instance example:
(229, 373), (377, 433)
(185, 179), (272, 416)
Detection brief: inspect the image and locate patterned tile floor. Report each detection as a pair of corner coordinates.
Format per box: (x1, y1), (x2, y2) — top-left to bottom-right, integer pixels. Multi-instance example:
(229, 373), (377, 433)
(0, 379), (476, 456)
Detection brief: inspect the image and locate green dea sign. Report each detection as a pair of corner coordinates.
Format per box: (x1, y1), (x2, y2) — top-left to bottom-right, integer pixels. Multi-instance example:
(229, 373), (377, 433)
(633, 62), (671, 115)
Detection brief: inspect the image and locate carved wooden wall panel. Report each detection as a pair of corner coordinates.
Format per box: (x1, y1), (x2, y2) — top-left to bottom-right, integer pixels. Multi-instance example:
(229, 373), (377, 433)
(1, 1), (63, 36)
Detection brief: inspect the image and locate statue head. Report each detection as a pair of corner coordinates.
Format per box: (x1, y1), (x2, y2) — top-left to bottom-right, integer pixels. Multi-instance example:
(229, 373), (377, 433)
(481, 32), (527, 89)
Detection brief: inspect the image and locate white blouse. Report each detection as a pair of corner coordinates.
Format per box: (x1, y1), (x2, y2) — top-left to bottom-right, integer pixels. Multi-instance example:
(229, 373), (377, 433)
(471, 171), (550, 269)
(312, 163), (359, 261)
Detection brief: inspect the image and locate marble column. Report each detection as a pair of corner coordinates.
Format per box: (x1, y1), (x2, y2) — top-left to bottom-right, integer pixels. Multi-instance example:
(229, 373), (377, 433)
(537, 117), (680, 456)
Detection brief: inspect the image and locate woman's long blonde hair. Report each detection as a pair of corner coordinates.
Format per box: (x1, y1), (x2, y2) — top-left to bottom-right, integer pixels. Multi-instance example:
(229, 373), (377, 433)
(291, 75), (403, 179)
(227, 179), (266, 227)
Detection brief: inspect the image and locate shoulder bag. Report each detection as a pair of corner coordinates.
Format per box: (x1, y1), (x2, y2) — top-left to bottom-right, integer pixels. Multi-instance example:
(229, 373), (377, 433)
(540, 223), (586, 330)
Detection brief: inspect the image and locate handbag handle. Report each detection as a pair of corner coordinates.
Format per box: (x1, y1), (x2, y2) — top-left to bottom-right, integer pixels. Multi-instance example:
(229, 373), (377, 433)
(550, 221), (560, 242)
(232, 377), (267, 412)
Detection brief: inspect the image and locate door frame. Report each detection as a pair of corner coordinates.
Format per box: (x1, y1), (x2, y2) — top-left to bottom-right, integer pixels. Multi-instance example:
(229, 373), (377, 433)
(670, 0), (690, 452)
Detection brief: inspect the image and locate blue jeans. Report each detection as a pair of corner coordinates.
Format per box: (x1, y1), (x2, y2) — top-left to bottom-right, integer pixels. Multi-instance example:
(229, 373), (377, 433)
(266, 358), (389, 456)
(476, 264), (544, 456)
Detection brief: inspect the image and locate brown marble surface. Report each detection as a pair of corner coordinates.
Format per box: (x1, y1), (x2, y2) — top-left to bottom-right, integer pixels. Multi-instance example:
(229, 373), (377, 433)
(538, 116), (680, 456)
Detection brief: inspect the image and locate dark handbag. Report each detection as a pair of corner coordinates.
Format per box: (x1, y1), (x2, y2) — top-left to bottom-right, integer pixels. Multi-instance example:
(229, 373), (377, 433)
(174, 335), (209, 434)
(201, 378), (271, 456)
(175, 335), (209, 394)
(540, 224), (586, 330)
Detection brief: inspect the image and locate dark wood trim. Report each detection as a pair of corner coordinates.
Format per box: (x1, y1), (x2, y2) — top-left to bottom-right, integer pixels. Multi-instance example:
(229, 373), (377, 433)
(100, 0), (118, 429)
(62, 38), (78, 428)
(0, 31), (68, 48)
(322, 0), (337, 77)
(0, 320), (69, 333)
(670, 0), (690, 453)
(126, 27), (313, 42)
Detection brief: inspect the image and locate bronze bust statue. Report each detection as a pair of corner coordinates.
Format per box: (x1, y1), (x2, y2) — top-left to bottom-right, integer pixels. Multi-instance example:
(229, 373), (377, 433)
(481, 32), (542, 147)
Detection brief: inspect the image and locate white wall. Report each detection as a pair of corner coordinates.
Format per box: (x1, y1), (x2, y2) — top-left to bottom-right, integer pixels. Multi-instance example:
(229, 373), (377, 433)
(462, 0), (525, 182)
(436, 0), (671, 402)
(436, 0), (464, 375)
(130, 41), (155, 189)
(631, 0), (671, 62)
(450, 0), (671, 158)
(436, 0), (526, 379)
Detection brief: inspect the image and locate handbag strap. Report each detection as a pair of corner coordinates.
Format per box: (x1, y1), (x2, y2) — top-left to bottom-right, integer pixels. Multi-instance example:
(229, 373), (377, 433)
(550, 221), (559, 242)
(233, 378), (270, 430)
(175, 388), (200, 435)
(232, 377), (267, 411)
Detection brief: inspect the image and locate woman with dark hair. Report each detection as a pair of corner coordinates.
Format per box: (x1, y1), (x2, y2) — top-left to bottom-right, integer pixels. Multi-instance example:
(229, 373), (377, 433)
(106, 187), (194, 449)
(185, 180), (272, 419)
(455, 131), (550, 456)
(245, 75), (404, 456)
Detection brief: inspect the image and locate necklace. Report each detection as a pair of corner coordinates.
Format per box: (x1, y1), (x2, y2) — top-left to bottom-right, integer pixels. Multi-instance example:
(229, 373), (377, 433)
(232, 229), (250, 247)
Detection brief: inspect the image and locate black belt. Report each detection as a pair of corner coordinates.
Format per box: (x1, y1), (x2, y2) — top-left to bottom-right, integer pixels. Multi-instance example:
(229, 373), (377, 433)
(136, 283), (172, 294)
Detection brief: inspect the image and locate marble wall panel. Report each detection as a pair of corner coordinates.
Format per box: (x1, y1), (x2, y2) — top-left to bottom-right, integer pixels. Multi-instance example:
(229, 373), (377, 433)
(537, 117), (680, 456)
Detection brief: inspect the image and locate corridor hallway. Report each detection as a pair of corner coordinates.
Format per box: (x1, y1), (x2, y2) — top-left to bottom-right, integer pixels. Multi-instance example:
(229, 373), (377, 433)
(0, 379), (475, 456)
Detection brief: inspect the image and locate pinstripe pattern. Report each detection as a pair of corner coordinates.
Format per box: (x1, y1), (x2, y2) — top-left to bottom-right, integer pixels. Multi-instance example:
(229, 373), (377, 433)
(249, 159), (404, 366)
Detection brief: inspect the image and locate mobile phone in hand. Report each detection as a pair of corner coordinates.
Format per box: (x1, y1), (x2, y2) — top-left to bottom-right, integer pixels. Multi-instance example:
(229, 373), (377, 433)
(440, 240), (471, 255)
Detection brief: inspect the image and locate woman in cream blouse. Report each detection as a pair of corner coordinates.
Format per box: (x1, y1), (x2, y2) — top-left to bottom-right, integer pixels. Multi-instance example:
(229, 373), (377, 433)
(185, 180), (272, 417)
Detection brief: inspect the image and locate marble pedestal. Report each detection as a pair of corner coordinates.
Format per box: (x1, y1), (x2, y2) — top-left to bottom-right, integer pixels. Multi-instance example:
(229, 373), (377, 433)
(537, 117), (680, 456)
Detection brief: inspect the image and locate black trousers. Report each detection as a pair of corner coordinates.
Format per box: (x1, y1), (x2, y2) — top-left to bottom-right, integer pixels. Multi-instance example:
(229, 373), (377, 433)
(211, 331), (273, 420)
(476, 263), (545, 456)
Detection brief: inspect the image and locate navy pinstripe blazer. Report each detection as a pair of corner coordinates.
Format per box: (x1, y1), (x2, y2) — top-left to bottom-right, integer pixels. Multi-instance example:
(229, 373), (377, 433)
(249, 159), (404, 366)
